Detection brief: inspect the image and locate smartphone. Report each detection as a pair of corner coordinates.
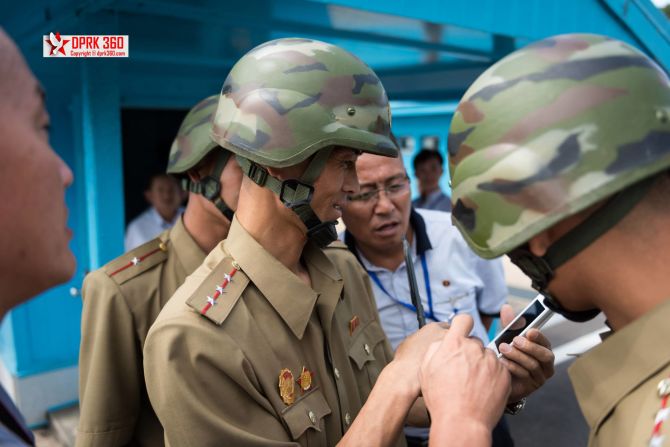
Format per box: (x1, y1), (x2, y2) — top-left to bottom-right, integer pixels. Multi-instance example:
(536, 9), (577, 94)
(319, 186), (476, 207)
(488, 294), (554, 357)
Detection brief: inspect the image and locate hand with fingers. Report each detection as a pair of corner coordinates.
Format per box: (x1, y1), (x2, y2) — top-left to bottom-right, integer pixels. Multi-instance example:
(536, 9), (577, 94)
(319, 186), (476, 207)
(419, 315), (511, 447)
(497, 304), (555, 402)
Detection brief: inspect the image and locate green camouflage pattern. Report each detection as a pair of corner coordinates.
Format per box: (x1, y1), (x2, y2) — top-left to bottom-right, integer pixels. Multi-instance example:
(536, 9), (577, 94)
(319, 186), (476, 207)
(448, 34), (670, 259)
(167, 95), (220, 174)
(211, 38), (399, 168)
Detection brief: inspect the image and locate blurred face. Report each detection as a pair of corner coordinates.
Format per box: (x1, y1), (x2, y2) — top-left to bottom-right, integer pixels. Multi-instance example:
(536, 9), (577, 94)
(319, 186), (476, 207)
(341, 153), (411, 253)
(145, 175), (181, 220)
(310, 147), (360, 223)
(0, 32), (75, 305)
(415, 157), (443, 195)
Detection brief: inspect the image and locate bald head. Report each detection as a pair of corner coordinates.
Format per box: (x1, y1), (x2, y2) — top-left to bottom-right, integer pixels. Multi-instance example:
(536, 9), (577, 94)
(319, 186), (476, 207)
(0, 28), (33, 110)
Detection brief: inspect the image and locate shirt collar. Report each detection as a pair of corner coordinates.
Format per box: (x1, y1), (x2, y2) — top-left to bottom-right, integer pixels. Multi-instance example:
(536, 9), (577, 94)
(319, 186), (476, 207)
(344, 207), (433, 270)
(169, 216), (206, 274)
(224, 217), (341, 339)
(568, 299), (670, 429)
(150, 206), (181, 227)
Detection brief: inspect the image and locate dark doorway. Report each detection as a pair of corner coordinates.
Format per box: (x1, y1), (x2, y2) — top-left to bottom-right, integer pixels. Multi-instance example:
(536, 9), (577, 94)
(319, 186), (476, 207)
(121, 108), (189, 226)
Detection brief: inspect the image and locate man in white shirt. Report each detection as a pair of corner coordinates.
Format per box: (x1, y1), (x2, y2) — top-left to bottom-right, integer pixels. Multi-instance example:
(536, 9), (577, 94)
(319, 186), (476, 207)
(341, 153), (522, 447)
(125, 174), (183, 250)
(412, 149), (451, 213)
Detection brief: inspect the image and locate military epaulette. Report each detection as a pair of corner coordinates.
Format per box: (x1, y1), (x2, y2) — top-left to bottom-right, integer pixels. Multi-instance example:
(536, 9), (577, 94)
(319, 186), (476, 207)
(104, 236), (169, 285)
(324, 240), (348, 250)
(186, 256), (249, 325)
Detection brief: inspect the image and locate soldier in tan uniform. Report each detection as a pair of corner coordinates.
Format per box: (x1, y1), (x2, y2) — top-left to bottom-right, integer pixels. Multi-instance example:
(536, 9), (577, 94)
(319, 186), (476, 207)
(144, 38), (552, 447)
(428, 33), (670, 446)
(77, 96), (243, 446)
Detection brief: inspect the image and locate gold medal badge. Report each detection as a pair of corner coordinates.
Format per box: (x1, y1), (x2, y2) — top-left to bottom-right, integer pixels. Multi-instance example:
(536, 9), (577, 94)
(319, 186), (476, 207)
(278, 368), (295, 405)
(297, 366), (313, 392)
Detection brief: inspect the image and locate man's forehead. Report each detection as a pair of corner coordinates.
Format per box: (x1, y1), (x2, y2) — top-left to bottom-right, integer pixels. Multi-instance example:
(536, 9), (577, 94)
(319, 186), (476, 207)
(356, 154), (405, 185)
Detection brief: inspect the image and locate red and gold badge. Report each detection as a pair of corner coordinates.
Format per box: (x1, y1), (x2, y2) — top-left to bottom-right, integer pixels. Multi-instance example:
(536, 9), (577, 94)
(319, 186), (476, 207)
(278, 368), (295, 405)
(297, 366), (313, 392)
(349, 315), (360, 336)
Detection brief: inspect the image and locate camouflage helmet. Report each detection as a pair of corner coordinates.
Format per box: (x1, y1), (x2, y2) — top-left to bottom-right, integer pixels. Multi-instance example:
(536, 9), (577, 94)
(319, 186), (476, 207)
(167, 95), (220, 174)
(167, 95), (235, 220)
(448, 33), (670, 259)
(210, 37), (399, 167)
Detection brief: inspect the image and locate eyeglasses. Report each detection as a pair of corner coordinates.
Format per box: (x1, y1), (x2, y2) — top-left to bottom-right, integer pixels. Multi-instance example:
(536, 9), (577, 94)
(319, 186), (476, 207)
(347, 176), (410, 203)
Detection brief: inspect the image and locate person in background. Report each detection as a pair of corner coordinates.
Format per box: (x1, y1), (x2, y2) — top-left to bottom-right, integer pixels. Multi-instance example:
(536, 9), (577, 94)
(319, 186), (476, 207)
(412, 149), (451, 212)
(77, 96), (242, 447)
(0, 28), (75, 446)
(124, 173), (182, 250)
(340, 152), (533, 447)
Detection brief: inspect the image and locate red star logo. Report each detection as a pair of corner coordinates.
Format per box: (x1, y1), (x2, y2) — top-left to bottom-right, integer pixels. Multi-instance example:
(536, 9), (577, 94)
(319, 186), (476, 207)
(45, 32), (69, 56)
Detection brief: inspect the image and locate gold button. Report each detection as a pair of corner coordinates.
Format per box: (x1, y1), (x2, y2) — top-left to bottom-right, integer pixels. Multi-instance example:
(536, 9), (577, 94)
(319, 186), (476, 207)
(334, 368), (340, 379)
(364, 344), (371, 355)
(344, 412), (351, 426)
(231, 260), (240, 269)
(159, 242), (167, 252)
(308, 410), (317, 424)
(658, 378), (670, 397)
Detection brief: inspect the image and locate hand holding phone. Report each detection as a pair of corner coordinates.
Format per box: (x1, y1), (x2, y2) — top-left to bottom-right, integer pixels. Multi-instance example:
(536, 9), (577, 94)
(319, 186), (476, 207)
(488, 295), (554, 357)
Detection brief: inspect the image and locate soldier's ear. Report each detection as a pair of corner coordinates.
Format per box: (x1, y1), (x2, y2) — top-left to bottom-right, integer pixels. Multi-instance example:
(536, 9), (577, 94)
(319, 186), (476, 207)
(186, 168), (201, 183)
(527, 232), (552, 258)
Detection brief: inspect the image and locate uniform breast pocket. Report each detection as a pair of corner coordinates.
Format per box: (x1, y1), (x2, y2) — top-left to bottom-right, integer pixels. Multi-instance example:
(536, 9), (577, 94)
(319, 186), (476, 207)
(348, 321), (387, 387)
(281, 387), (331, 446)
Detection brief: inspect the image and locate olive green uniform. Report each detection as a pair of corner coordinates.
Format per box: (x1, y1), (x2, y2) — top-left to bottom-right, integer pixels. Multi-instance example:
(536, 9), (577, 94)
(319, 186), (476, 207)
(77, 218), (205, 447)
(569, 300), (670, 447)
(144, 217), (404, 447)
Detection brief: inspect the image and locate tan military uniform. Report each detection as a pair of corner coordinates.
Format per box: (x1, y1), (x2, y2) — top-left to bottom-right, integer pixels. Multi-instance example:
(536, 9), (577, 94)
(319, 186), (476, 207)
(569, 299), (670, 447)
(77, 218), (205, 447)
(144, 217), (404, 447)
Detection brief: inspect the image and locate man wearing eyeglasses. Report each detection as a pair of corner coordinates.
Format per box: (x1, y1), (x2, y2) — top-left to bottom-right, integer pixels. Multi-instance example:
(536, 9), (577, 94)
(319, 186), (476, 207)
(340, 153), (549, 447)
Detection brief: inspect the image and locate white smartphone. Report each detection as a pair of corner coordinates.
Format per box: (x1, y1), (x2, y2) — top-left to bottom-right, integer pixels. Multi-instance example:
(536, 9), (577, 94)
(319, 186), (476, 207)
(488, 294), (554, 357)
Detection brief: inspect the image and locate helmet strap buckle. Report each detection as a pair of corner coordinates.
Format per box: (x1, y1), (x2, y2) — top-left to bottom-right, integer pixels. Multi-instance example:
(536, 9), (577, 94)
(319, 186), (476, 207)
(279, 179), (314, 210)
(247, 163), (269, 186)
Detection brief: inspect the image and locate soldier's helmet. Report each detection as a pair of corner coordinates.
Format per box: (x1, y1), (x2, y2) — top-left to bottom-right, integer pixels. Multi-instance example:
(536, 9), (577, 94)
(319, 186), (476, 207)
(210, 37), (399, 167)
(167, 95), (221, 174)
(448, 33), (670, 259)
(167, 95), (235, 220)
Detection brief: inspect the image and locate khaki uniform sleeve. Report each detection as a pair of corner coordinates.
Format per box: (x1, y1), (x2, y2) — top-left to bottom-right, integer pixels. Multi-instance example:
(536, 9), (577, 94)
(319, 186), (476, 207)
(77, 271), (142, 447)
(143, 318), (297, 447)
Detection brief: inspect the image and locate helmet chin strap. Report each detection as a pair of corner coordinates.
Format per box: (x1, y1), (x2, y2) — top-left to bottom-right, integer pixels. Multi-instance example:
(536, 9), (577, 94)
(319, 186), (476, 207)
(182, 150), (235, 220)
(507, 176), (656, 323)
(236, 149), (338, 248)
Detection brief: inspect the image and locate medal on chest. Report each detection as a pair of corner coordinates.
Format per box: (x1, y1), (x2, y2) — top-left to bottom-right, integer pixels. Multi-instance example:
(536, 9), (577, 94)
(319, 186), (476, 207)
(278, 368), (295, 405)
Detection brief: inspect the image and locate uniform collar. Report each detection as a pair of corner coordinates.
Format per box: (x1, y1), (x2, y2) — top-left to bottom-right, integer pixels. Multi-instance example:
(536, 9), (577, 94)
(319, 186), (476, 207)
(568, 299), (670, 429)
(225, 217), (341, 339)
(344, 207), (433, 269)
(168, 216), (206, 274)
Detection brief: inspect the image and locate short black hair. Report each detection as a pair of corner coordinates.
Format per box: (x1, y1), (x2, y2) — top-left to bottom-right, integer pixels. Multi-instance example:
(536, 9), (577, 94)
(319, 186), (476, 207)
(412, 149), (443, 171)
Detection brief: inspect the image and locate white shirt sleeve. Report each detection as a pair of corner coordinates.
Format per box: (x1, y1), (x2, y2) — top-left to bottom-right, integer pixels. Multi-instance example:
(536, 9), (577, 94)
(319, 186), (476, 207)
(474, 256), (508, 315)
